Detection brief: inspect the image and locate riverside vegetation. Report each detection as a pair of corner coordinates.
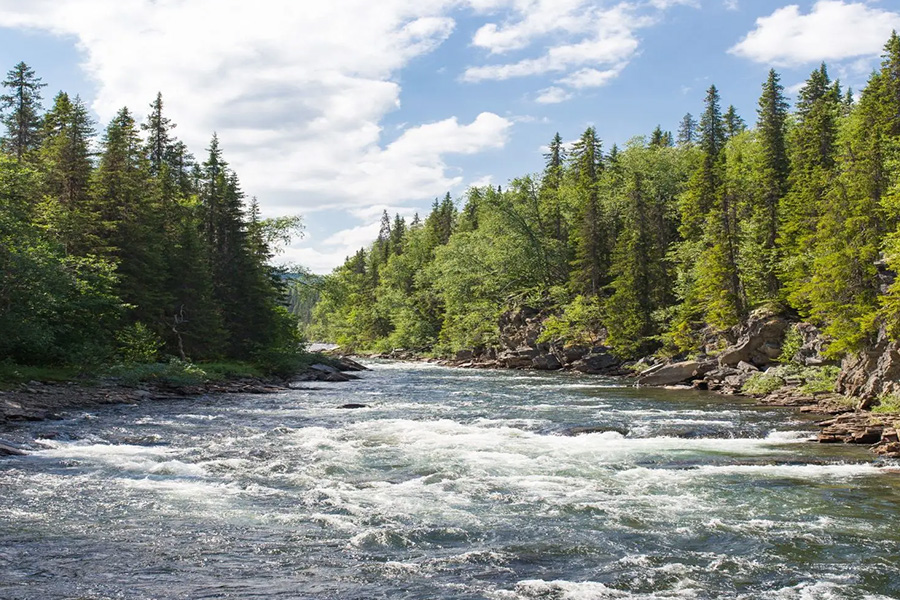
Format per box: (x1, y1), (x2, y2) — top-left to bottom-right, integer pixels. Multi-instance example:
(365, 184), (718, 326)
(308, 34), (900, 422)
(0, 63), (315, 387)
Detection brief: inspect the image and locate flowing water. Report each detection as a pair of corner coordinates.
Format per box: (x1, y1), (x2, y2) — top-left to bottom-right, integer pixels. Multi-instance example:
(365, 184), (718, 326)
(2, 361), (900, 599)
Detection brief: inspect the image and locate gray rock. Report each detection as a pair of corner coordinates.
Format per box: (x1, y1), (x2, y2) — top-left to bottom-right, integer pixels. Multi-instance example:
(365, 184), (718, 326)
(638, 360), (715, 386)
(310, 363), (339, 374)
(532, 354), (562, 371)
(736, 361), (759, 372)
(0, 440), (27, 456)
(718, 310), (789, 367)
(837, 323), (900, 408)
(571, 351), (620, 374)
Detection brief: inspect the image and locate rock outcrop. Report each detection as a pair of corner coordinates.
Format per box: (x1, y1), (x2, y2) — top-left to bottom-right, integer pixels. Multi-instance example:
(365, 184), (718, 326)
(836, 325), (900, 409)
(717, 310), (789, 367)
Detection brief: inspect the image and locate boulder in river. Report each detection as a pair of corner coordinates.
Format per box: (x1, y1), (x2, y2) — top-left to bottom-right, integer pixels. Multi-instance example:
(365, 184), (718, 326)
(0, 439), (27, 456)
(637, 360), (716, 386)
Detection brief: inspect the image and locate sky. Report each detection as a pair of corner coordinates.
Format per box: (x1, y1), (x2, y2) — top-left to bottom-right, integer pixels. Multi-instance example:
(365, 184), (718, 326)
(1, 0), (899, 273)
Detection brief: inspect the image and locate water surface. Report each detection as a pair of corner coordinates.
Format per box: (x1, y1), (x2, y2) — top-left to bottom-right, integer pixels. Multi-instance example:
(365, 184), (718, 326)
(1, 361), (898, 599)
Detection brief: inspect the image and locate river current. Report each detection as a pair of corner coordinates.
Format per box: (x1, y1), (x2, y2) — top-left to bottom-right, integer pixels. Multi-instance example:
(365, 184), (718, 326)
(1, 361), (899, 599)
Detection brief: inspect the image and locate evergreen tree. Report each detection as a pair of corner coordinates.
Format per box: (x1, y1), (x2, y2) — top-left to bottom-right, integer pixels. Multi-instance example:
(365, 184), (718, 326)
(723, 105), (746, 140)
(38, 92), (95, 254)
(676, 113), (697, 146)
(754, 69), (789, 298)
(0, 62), (45, 161)
(568, 126), (607, 296)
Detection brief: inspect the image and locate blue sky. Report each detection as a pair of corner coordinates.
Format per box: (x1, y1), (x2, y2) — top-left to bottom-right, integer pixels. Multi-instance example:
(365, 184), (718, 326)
(1, 0), (899, 272)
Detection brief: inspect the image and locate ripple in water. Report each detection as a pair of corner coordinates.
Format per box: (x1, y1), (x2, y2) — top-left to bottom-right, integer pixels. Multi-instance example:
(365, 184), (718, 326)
(1, 360), (899, 599)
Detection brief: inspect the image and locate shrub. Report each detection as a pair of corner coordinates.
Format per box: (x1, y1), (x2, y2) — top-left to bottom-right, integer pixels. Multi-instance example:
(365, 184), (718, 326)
(798, 365), (840, 395)
(743, 371), (785, 395)
(777, 324), (804, 364)
(115, 322), (163, 364)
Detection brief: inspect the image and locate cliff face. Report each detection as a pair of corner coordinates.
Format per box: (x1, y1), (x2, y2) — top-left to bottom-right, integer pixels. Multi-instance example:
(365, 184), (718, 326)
(836, 325), (900, 409)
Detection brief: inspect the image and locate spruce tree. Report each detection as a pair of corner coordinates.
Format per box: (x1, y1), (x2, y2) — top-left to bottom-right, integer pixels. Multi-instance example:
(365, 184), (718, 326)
(0, 62), (45, 162)
(569, 126), (607, 296)
(755, 69), (789, 298)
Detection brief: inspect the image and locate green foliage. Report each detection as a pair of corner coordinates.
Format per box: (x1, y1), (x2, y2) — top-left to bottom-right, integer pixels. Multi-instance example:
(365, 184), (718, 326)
(777, 324), (804, 364)
(301, 33), (900, 369)
(115, 322), (164, 364)
(873, 392), (900, 414)
(0, 69), (306, 374)
(742, 364), (839, 396)
(742, 371), (786, 395)
(110, 358), (209, 387)
(538, 295), (604, 347)
(798, 365), (840, 395)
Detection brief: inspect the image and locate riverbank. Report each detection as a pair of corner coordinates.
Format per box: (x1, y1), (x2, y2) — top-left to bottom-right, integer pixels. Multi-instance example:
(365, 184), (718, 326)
(354, 350), (900, 460)
(0, 355), (367, 442)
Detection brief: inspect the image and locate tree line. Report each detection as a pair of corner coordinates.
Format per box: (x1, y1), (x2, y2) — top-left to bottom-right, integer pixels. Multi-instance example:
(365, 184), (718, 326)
(0, 63), (303, 369)
(309, 33), (900, 361)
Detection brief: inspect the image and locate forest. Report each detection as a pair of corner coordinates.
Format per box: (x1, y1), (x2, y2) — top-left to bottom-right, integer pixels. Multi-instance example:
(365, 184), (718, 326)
(0, 64), (304, 376)
(309, 32), (900, 363)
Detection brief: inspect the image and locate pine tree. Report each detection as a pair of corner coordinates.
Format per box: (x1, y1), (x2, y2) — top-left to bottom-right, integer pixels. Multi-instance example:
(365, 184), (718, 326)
(754, 69), (789, 298)
(723, 105), (746, 140)
(676, 113), (697, 146)
(92, 107), (169, 330)
(0, 62), (45, 162)
(541, 132), (567, 241)
(569, 126), (607, 296)
(38, 92), (95, 254)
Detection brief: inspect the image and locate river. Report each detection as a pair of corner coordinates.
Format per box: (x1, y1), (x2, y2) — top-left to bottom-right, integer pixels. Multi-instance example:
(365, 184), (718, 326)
(1, 361), (899, 599)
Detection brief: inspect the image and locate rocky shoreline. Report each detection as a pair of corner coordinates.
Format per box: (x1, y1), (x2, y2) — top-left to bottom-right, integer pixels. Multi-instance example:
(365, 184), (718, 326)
(359, 306), (900, 461)
(0, 357), (368, 455)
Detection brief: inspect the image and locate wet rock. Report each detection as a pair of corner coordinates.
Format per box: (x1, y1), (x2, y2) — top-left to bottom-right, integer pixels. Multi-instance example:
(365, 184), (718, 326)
(335, 356), (369, 371)
(455, 349), (474, 362)
(717, 309), (789, 367)
(0, 440), (27, 456)
(562, 426), (628, 437)
(310, 363), (339, 374)
(571, 350), (620, 375)
(637, 360), (715, 386)
(339, 403), (368, 409)
(531, 354), (562, 371)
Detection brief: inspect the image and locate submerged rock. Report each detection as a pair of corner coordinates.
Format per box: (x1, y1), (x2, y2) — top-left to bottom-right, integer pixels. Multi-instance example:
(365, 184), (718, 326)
(562, 426), (628, 437)
(338, 403), (368, 409)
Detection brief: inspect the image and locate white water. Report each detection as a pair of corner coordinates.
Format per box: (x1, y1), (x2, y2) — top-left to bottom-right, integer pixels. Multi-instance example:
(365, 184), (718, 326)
(1, 361), (898, 599)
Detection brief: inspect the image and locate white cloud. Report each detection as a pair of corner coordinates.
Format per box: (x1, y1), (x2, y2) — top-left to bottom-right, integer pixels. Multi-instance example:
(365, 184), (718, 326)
(464, 3), (645, 83)
(535, 87), (573, 104)
(723, 0), (739, 10)
(730, 1), (900, 66)
(0, 0), (509, 216)
(468, 174), (494, 188)
(557, 66), (624, 88)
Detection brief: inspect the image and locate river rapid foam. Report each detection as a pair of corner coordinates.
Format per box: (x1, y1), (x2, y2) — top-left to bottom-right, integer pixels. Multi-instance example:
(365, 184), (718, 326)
(1, 361), (899, 599)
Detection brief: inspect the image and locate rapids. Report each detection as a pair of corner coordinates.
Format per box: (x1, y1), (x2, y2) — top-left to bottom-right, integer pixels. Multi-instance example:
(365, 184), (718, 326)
(1, 360), (899, 599)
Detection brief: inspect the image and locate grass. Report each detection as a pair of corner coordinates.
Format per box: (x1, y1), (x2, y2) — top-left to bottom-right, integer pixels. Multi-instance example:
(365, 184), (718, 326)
(873, 393), (900, 414)
(0, 363), (92, 388)
(743, 371), (786, 395)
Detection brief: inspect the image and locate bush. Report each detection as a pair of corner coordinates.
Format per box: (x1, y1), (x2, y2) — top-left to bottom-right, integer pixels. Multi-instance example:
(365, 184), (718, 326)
(116, 322), (163, 364)
(777, 324), (804, 364)
(798, 365), (840, 395)
(110, 358), (208, 387)
(743, 371), (785, 395)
